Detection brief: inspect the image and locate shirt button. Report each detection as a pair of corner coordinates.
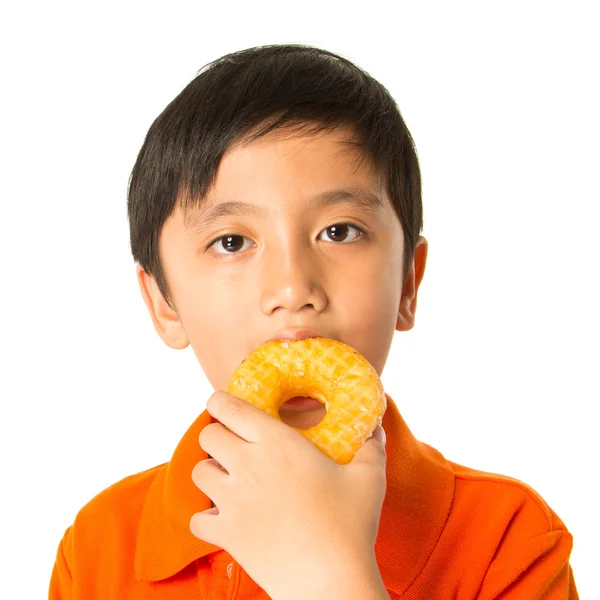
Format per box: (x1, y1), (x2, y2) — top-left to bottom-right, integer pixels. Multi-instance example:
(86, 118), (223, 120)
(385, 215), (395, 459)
(226, 562), (233, 578)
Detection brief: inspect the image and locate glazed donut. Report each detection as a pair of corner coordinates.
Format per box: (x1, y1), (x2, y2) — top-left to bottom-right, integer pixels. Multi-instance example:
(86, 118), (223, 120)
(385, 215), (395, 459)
(226, 337), (386, 465)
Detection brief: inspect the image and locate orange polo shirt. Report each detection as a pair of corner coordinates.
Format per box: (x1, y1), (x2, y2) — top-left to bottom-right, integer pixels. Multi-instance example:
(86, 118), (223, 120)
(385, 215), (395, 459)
(49, 395), (579, 599)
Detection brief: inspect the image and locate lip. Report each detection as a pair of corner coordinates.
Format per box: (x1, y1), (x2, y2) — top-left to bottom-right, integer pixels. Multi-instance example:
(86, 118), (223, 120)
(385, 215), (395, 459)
(280, 397), (325, 412)
(268, 329), (324, 342)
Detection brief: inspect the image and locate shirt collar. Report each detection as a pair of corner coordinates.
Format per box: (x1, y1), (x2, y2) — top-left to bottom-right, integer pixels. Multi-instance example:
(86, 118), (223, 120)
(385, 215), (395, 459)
(134, 395), (454, 595)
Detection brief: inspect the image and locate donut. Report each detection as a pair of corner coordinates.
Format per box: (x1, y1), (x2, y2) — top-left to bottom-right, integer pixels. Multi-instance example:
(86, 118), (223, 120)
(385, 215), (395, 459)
(226, 337), (386, 465)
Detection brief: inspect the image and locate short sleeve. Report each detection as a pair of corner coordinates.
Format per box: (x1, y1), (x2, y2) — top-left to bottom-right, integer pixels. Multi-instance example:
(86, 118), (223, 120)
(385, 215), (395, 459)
(478, 526), (579, 599)
(49, 526), (73, 600)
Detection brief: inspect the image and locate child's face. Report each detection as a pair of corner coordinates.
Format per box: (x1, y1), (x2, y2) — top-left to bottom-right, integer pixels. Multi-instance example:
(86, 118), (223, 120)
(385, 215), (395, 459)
(138, 125), (426, 398)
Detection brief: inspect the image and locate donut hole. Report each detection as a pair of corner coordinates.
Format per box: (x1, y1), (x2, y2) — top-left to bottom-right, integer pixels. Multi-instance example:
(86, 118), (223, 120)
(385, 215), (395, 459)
(278, 394), (327, 430)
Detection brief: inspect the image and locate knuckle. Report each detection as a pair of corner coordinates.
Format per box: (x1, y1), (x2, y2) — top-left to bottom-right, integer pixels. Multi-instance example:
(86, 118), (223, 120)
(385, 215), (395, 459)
(223, 392), (242, 417)
(207, 391), (241, 417)
(227, 401), (241, 417)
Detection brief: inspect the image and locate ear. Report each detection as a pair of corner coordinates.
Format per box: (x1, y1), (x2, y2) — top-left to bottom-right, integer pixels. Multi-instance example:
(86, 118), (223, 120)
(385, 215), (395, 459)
(136, 265), (190, 350)
(396, 236), (428, 332)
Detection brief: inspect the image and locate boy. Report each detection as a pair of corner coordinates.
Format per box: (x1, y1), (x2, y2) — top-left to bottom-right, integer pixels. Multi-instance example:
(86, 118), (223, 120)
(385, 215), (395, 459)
(49, 44), (578, 599)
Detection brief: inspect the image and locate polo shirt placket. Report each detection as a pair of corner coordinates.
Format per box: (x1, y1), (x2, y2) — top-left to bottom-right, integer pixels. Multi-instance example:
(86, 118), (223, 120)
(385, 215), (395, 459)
(197, 552), (265, 599)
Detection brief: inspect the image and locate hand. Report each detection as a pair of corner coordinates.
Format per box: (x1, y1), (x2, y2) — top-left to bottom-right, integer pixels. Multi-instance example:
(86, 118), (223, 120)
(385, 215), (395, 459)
(189, 391), (388, 600)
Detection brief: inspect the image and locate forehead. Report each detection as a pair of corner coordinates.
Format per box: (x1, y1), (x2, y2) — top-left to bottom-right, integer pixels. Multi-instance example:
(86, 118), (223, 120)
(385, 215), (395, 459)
(231, 122), (372, 173)
(179, 124), (386, 225)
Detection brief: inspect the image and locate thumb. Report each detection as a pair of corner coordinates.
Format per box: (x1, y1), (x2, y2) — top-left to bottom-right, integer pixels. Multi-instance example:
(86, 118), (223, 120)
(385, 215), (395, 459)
(371, 423), (386, 446)
(352, 424), (387, 465)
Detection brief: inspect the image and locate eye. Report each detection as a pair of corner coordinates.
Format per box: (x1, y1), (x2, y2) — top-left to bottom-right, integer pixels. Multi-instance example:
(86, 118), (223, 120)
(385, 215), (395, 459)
(318, 223), (364, 243)
(208, 234), (253, 254)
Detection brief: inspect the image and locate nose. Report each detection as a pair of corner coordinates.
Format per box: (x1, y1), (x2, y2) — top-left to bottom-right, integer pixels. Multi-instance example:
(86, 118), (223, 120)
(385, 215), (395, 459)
(259, 245), (328, 315)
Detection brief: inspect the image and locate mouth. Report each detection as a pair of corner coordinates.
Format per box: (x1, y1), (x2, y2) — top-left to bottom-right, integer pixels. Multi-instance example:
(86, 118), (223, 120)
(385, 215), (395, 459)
(268, 329), (323, 343)
(280, 396), (325, 411)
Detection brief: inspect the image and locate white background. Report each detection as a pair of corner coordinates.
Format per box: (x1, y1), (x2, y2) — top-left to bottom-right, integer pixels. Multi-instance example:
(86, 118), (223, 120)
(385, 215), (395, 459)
(1, 1), (598, 598)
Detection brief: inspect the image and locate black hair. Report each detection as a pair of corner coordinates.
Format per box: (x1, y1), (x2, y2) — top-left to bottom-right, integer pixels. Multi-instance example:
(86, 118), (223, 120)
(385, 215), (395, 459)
(127, 44), (423, 312)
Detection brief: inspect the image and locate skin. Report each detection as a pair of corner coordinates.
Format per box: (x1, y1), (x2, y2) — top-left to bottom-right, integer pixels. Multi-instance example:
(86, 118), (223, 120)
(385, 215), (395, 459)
(136, 125), (428, 599)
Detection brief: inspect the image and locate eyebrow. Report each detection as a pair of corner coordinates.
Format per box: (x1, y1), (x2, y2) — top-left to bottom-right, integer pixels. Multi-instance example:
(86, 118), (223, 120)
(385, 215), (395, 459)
(183, 186), (386, 233)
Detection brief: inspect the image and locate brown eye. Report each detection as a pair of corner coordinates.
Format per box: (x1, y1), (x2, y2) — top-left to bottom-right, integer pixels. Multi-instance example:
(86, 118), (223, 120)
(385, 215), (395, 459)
(208, 234), (252, 254)
(319, 223), (363, 243)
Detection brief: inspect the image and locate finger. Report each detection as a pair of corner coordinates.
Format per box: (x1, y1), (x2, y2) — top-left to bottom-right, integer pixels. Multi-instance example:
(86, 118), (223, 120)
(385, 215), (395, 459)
(207, 391), (279, 443)
(190, 510), (220, 545)
(191, 459), (229, 509)
(351, 424), (387, 466)
(199, 422), (245, 474)
(370, 423), (386, 446)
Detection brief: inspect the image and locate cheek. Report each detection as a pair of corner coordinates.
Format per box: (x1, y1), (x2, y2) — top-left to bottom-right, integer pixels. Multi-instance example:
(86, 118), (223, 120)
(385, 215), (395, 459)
(188, 320), (248, 391)
(191, 289), (249, 346)
(186, 267), (247, 316)
(348, 284), (398, 332)
(337, 261), (400, 371)
(185, 282), (255, 388)
(342, 258), (400, 313)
